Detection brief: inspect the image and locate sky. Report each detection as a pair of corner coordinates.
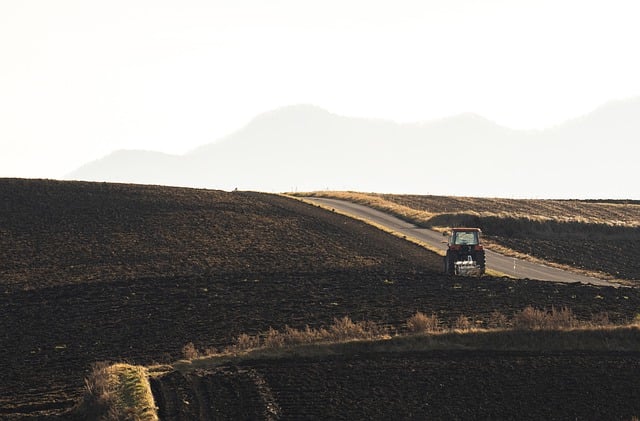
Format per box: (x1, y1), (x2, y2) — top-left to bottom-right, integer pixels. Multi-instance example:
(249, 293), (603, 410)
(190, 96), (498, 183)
(1, 0), (640, 179)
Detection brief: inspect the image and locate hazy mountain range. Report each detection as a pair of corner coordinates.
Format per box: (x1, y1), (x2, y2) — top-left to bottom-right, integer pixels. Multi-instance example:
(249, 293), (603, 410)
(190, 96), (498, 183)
(67, 98), (640, 199)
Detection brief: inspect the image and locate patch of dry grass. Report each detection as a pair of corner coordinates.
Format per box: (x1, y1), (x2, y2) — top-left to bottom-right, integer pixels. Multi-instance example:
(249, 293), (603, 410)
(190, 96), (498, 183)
(172, 315), (640, 375)
(223, 316), (389, 355)
(174, 307), (639, 372)
(513, 306), (578, 330)
(406, 312), (440, 333)
(73, 362), (158, 421)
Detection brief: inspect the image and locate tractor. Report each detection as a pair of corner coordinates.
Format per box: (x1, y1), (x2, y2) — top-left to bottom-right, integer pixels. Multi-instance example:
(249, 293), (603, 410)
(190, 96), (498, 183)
(443, 228), (486, 276)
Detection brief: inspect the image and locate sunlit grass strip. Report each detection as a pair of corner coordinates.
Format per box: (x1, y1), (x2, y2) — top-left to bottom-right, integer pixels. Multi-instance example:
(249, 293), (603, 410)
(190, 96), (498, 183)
(173, 309), (640, 374)
(79, 363), (158, 420)
(110, 364), (158, 421)
(174, 325), (640, 374)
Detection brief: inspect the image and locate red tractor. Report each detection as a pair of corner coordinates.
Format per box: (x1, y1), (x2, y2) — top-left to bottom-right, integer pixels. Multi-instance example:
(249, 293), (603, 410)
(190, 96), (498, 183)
(443, 228), (486, 276)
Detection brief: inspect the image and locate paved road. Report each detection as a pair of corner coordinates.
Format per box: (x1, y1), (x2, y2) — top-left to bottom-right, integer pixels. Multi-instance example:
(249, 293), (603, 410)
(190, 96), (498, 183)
(304, 197), (616, 287)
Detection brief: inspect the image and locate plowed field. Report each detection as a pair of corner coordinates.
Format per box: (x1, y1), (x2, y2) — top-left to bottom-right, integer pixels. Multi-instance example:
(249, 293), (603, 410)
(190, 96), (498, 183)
(2, 179), (640, 419)
(152, 351), (640, 420)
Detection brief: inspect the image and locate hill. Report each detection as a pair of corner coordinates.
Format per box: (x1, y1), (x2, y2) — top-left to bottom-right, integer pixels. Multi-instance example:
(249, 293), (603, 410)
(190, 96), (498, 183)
(66, 98), (640, 199)
(2, 179), (640, 419)
(0, 178), (440, 417)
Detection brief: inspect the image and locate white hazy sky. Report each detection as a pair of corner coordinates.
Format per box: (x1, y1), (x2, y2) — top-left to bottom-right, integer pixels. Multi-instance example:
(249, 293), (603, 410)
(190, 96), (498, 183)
(2, 0), (640, 179)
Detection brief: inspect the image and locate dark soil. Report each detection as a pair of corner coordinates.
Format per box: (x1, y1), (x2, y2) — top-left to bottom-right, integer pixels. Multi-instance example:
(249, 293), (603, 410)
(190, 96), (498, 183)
(152, 351), (640, 420)
(2, 179), (640, 419)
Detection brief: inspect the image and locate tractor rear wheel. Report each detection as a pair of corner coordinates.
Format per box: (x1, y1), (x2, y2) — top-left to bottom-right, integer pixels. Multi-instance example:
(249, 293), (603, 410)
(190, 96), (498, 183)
(476, 250), (486, 273)
(443, 252), (455, 275)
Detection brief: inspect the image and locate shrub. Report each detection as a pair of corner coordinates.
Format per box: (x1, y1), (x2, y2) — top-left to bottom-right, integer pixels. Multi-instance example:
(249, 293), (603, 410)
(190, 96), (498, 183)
(330, 316), (367, 341)
(223, 317), (386, 353)
(78, 361), (115, 418)
(454, 315), (472, 331)
(235, 333), (261, 351)
(513, 306), (547, 330)
(406, 312), (439, 333)
(264, 327), (286, 348)
(589, 312), (611, 327)
(487, 310), (509, 329)
(182, 342), (199, 359)
(513, 306), (578, 330)
(547, 307), (578, 329)
(281, 325), (308, 344)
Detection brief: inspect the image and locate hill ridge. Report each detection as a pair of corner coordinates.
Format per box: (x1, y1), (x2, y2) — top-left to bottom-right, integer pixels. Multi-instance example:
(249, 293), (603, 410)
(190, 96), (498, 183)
(66, 98), (640, 199)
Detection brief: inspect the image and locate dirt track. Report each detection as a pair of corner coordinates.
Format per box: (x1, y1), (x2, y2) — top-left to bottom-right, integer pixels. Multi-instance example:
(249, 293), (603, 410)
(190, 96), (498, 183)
(2, 179), (640, 419)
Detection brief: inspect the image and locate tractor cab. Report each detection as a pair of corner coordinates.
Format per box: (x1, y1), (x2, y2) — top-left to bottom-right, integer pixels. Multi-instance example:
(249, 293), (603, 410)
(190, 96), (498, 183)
(450, 229), (480, 246)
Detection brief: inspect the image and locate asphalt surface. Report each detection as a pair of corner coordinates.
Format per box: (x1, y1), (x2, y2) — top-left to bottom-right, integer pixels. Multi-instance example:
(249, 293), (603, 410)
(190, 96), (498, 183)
(304, 197), (616, 287)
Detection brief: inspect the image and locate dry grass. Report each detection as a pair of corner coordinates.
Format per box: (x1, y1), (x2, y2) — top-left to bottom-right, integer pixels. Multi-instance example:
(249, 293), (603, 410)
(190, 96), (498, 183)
(172, 310), (640, 375)
(454, 315), (472, 331)
(513, 306), (578, 330)
(223, 316), (389, 355)
(406, 312), (440, 333)
(182, 342), (200, 359)
(487, 310), (509, 328)
(74, 362), (158, 421)
(174, 307), (639, 370)
(75, 362), (114, 419)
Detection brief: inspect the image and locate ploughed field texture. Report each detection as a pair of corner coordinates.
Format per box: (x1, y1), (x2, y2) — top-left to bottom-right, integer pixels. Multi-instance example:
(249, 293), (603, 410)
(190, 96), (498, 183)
(379, 194), (640, 280)
(2, 179), (640, 418)
(152, 351), (640, 421)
